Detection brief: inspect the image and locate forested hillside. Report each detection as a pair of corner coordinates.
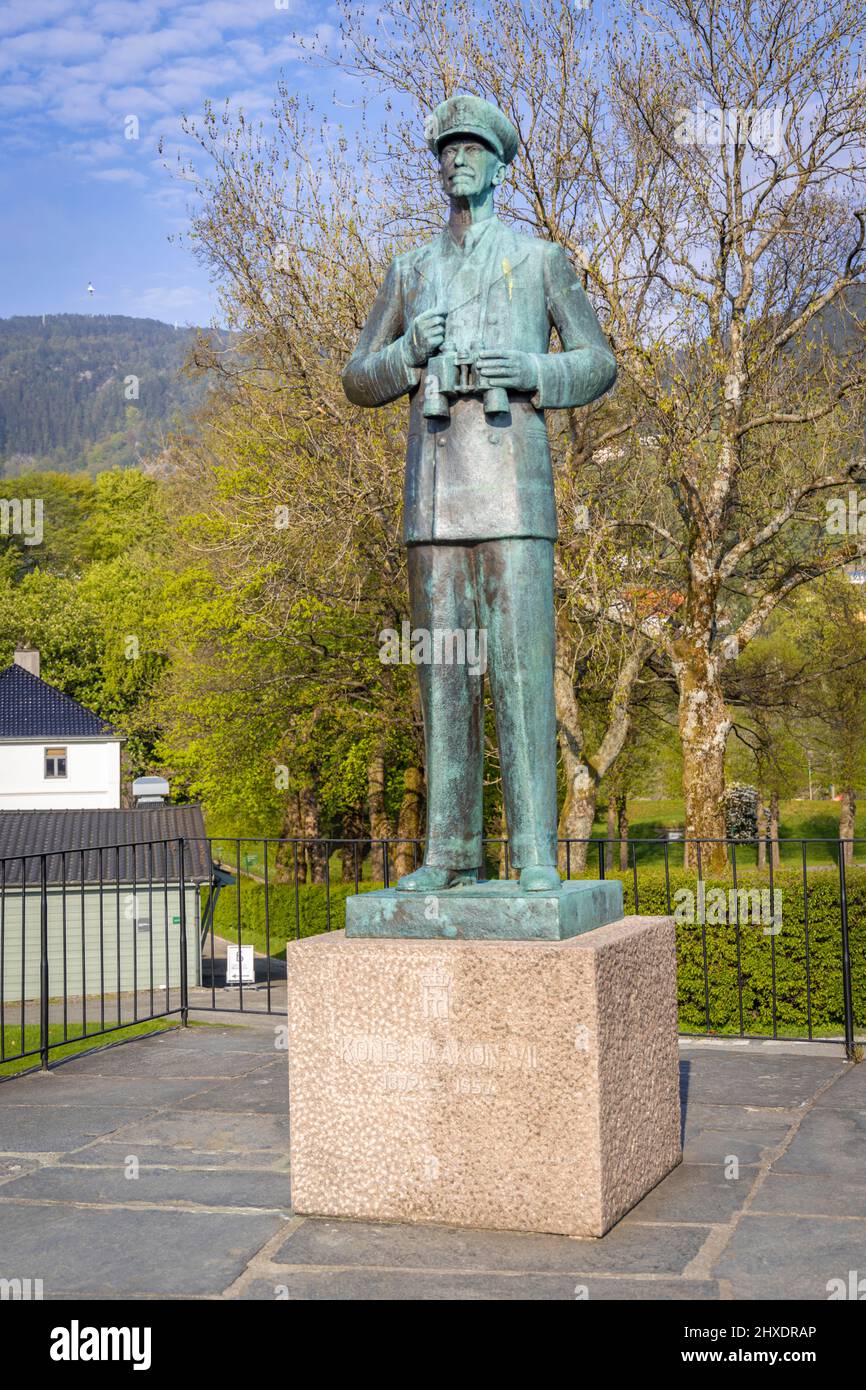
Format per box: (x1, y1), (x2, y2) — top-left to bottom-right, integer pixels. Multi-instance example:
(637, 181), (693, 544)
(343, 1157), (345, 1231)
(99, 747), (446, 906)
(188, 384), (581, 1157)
(0, 315), (203, 475)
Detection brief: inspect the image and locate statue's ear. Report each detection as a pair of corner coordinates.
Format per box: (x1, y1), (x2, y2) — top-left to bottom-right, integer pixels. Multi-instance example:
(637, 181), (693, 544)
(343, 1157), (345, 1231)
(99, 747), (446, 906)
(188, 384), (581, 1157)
(492, 161), (507, 188)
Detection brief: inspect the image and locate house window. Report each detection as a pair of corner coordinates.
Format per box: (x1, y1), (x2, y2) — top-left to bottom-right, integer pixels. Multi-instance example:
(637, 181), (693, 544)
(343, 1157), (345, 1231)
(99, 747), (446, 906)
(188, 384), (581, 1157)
(45, 747), (67, 779)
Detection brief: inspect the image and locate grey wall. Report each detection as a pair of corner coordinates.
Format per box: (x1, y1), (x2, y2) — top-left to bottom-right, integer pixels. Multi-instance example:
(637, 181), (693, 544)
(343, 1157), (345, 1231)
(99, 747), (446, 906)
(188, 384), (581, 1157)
(0, 883), (201, 1003)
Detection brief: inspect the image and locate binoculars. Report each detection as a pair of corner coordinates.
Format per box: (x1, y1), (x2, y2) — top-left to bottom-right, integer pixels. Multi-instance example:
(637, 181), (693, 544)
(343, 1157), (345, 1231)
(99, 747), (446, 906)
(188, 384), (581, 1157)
(423, 349), (509, 420)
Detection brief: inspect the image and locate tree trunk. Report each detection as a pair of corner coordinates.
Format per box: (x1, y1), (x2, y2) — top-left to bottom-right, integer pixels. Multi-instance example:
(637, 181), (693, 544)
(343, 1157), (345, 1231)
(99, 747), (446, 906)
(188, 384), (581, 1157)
(554, 640), (597, 874)
(605, 799), (616, 871)
(840, 788), (856, 866)
(275, 791), (304, 883)
(557, 768), (597, 874)
(617, 792), (629, 871)
(756, 794), (767, 870)
(300, 784), (326, 884)
(394, 766), (424, 878)
(368, 743), (392, 883)
(768, 789), (780, 871)
(498, 803), (518, 879)
(339, 811), (363, 886)
(673, 640), (731, 872)
(339, 841), (354, 886)
(554, 614), (649, 875)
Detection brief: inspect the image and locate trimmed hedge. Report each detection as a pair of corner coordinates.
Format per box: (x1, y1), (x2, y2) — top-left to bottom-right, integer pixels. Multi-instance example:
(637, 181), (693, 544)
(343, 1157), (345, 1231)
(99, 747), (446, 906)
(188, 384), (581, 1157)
(207, 866), (866, 1037)
(210, 879), (382, 945)
(615, 866), (865, 1037)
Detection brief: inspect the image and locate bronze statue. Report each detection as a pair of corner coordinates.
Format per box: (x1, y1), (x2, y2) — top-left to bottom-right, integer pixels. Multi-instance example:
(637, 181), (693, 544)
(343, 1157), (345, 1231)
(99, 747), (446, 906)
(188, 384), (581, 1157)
(343, 95), (617, 894)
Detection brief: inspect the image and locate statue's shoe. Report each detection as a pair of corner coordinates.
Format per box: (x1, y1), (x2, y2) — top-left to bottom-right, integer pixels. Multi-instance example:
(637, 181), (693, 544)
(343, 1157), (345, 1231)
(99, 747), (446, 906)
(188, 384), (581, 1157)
(519, 864), (562, 892)
(396, 865), (480, 891)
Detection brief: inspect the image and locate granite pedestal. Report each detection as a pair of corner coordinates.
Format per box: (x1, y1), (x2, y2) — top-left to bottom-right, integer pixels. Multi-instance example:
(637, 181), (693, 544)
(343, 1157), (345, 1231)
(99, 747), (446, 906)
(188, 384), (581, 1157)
(286, 914), (681, 1237)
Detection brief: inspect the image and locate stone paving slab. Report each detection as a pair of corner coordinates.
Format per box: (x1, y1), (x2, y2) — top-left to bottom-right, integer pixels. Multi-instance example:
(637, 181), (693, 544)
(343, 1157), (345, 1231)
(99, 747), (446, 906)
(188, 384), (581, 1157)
(682, 1101), (802, 1133)
(715, 1215), (866, 1301)
(751, 1172), (866, 1218)
(0, 1104), (158, 1153)
(239, 1272), (722, 1300)
(271, 1217), (711, 1274)
(0, 1202), (286, 1297)
(679, 1050), (842, 1106)
(811, 1063), (866, 1109)
(58, 1140), (290, 1171)
(681, 1124), (790, 1167)
(173, 1064), (288, 1114)
(0, 1073), (223, 1108)
(103, 1107), (291, 1155)
(772, 1109), (866, 1177)
(0, 1162), (293, 1211)
(617, 1163), (748, 1224)
(0, 1017), (859, 1300)
(53, 1040), (275, 1079)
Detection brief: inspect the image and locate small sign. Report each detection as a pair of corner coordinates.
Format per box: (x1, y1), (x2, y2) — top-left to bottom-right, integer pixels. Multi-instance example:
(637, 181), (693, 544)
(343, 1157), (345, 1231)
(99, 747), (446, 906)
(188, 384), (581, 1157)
(172, 915), (181, 924)
(226, 944), (256, 985)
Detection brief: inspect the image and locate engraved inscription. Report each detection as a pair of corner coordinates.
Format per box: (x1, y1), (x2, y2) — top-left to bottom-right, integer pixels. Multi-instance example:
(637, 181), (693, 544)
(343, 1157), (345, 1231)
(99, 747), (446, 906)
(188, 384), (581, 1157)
(421, 963), (452, 1019)
(340, 1034), (538, 1069)
(339, 1032), (538, 1098)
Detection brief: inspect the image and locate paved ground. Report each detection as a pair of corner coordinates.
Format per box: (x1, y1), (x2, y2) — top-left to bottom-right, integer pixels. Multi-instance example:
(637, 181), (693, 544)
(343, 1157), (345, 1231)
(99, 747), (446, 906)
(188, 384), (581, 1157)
(0, 1018), (862, 1300)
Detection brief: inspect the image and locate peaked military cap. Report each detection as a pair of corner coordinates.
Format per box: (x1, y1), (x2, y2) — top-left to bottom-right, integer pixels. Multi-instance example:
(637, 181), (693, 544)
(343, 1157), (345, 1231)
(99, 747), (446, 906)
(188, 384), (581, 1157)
(424, 95), (519, 165)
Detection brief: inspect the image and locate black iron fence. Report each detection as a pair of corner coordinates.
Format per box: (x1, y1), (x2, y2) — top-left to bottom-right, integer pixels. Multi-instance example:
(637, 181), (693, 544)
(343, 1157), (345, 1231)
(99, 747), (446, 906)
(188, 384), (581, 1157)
(0, 834), (862, 1076)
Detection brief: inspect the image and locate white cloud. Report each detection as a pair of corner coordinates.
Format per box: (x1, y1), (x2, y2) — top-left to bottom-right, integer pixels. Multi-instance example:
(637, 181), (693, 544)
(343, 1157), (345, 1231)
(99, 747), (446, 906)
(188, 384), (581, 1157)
(48, 82), (110, 125)
(4, 26), (105, 64)
(126, 282), (207, 318)
(89, 1), (165, 36)
(0, 82), (42, 111)
(89, 166), (147, 184)
(0, 0), (77, 40)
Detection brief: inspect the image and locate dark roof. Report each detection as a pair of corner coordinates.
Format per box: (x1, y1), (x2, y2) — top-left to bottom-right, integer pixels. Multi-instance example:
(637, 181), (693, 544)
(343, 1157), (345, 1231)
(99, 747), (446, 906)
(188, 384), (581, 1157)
(0, 664), (117, 739)
(0, 806), (214, 885)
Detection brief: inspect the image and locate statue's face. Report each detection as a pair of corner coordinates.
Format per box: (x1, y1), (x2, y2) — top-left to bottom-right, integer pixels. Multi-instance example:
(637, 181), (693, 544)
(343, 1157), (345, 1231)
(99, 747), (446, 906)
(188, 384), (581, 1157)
(438, 136), (505, 199)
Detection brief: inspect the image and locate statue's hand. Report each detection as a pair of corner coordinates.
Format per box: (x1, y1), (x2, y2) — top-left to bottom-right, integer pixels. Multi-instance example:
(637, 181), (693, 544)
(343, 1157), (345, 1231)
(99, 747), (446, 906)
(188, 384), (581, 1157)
(476, 349), (539, 393)
(406, 308), (448, 366)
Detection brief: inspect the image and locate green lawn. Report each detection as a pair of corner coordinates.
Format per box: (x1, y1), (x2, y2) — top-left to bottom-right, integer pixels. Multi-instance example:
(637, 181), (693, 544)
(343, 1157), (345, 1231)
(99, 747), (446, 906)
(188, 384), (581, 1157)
(212, 799), (863, 882)
(0, 1018), (183, 1079)
(589, 798), (864, 867)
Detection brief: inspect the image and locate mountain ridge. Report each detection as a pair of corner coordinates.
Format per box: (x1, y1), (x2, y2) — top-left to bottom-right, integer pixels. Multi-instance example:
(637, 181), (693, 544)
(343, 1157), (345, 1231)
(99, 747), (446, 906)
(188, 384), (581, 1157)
(0, 313), (206, 476)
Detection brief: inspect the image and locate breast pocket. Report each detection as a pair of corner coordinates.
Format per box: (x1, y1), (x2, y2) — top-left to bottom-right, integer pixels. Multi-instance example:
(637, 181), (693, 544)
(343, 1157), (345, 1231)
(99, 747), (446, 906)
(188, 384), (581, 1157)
(483, 285), (513, 348)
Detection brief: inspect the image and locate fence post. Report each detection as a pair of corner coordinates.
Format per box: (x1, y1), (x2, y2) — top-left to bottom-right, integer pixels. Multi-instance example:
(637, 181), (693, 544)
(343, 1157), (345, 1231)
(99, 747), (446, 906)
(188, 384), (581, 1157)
(837, 846), (856, 1061)
(39, 854), (49, 1071)
(178, 838), (189, 1028)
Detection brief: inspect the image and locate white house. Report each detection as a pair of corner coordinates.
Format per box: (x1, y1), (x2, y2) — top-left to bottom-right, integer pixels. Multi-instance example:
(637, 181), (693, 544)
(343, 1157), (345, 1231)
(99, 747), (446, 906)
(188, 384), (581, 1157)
(0, 647), (122, 809)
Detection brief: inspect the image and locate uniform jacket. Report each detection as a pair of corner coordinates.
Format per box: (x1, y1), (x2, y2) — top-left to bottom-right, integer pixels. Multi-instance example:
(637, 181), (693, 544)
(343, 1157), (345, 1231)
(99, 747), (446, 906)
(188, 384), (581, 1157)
(342, 218), (617, 544)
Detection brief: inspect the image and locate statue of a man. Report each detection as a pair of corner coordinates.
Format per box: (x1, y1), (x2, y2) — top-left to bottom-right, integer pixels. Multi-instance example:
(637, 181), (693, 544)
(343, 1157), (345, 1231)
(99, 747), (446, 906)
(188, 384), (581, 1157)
(343, 95), (616, 893)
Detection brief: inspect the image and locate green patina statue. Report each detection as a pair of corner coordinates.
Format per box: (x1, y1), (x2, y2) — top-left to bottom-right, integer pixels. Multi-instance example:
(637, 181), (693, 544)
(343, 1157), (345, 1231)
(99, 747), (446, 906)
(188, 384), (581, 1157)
(343, 95), (617, 899)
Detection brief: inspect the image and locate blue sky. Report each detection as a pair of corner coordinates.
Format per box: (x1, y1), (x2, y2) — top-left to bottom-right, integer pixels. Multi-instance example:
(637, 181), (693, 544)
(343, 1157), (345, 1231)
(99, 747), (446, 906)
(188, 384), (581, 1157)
(0, 0), (353, 326)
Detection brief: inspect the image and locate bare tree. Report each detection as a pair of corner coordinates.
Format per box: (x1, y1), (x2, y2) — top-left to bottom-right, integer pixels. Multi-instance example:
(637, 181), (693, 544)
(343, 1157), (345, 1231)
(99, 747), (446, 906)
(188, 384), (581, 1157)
(327, 0), (866, 868)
